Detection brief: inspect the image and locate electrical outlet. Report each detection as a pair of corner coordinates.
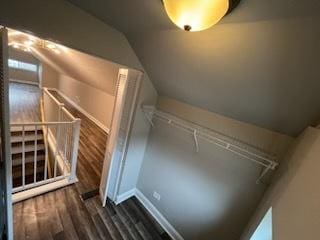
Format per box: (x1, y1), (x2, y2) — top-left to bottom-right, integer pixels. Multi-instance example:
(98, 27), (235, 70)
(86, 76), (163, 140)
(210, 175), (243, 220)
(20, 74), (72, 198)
(153, 191), (161, 201)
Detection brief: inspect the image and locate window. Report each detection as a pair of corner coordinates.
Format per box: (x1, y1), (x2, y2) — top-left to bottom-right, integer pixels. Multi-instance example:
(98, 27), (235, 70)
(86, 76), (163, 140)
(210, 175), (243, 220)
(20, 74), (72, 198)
(250, 208), (273, 240)
(8, 59), (38, 72)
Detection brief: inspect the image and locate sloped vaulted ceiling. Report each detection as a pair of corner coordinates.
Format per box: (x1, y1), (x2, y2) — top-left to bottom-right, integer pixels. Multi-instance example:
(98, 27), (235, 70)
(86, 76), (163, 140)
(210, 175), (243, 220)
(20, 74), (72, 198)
(32, 46), (119, 95)
(8, 29), (120, 95)
(68, 0), (320, 137)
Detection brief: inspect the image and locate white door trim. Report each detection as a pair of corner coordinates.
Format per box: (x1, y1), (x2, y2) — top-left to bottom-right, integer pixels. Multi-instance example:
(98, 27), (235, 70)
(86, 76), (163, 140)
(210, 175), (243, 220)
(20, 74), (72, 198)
(0, 26), (13, 240)
(100, 69), (130, 205)
(99, 68), (142, 206)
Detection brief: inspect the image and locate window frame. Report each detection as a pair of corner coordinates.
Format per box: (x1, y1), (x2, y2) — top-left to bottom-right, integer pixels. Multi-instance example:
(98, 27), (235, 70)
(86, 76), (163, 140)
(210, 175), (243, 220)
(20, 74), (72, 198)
(8, 58), (38, 72)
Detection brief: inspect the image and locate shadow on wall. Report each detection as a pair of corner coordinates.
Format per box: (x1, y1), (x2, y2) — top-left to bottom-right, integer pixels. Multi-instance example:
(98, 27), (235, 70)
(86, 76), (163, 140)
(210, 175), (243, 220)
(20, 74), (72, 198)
(222, 0), (320, 24)
(138, 120), (268, 240)
(249, 208), (272, 240)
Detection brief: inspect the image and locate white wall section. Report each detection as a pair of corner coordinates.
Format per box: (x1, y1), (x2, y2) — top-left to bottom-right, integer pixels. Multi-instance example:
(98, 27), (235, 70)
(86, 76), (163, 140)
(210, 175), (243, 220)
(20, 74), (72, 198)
(58, 74), (115, 130)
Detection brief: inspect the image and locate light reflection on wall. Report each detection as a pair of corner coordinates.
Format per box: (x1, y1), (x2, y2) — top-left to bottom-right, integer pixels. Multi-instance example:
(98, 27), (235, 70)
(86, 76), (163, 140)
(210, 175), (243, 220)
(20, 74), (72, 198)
(250, 208), (272, 240)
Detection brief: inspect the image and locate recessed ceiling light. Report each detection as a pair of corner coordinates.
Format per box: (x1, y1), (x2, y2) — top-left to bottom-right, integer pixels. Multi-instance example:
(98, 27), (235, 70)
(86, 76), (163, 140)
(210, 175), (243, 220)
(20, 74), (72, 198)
(24, 40), (34, 46)
(46, 42), (56, 49)
(53, 49), (61, 54)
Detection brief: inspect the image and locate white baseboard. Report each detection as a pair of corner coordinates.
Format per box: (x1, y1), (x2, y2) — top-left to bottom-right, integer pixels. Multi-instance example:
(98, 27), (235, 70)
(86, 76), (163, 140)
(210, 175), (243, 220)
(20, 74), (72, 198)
(115, 188), (136, 205)
(10, 79), (39, 86)
(116, 188), (184, 240)
(49, 88), (110, 134)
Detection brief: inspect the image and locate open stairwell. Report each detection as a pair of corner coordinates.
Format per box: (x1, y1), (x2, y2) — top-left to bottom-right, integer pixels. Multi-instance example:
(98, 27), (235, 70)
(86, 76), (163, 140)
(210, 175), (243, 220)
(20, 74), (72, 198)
(11, 126), (48, 188)
(10, 84), (80, 203)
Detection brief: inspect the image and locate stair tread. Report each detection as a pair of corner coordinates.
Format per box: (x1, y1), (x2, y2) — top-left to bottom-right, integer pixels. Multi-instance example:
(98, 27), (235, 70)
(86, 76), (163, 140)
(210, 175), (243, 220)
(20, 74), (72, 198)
(12, 151), (45, 159)
(10, 126), (43, 132)
(11, 129), (43, 135)
(12, 140), (44, 147)
(11, 143), (45, 154)
(12, 154), (46, 166)
(12, 172), (47, 188)
(12, 160), (45, 179)
(11, 134), (44, 143)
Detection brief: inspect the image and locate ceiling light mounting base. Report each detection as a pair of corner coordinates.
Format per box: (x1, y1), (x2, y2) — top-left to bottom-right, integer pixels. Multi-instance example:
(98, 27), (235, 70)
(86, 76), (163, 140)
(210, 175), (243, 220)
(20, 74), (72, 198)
(184, 25), (192, 31)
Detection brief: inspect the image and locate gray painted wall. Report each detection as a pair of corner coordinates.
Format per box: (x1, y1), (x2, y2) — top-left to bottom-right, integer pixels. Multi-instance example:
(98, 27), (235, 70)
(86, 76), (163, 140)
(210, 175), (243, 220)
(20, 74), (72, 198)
(69, 0), (320, 137)
(241, 127), (320, 240)
(137, 98), (292, 240)
(138, 122), (265, 239)
(8, 47), (39, 84)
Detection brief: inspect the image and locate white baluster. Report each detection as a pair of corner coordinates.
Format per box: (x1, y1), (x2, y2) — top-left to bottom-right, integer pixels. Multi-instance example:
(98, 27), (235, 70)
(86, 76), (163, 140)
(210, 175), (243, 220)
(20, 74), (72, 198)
(33, 125), (37, 183)
(53, 124), (59, 179)
(22, 125), (25, 188)
(69, 119), (81, 182)
(44, 125), (49, 180)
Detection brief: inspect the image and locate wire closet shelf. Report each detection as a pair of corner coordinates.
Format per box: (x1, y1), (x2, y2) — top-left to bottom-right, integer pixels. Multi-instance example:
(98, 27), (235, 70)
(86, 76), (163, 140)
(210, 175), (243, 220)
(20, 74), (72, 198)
(142, 105), (279, 183)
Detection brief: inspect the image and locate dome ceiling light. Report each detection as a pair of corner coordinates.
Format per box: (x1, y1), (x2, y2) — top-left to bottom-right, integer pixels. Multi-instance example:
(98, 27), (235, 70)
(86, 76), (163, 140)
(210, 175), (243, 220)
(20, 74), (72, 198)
(162, 0), (241, 32)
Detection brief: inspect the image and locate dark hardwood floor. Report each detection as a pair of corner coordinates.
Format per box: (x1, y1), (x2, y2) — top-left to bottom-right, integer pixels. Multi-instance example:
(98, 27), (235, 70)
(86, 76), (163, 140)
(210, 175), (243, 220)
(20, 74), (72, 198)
(14, 186), (171, 240)
(9, 82), (41, 123)
(13, 87), (171, 240)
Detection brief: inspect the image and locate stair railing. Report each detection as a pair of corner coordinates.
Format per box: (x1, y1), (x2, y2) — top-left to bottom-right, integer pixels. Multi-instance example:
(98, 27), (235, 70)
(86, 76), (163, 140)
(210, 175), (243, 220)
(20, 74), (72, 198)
(11, 88), (81, 203)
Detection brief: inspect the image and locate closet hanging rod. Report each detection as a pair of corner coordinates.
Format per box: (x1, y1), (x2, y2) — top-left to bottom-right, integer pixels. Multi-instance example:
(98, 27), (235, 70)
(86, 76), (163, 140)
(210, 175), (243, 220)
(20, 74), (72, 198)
(142, 105), (278, 183)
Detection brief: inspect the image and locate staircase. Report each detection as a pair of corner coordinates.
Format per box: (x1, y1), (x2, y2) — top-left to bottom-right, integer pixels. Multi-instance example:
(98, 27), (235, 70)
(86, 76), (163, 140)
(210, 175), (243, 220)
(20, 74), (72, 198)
(10, 87), (81, 203)
(11, 126), (47, 189)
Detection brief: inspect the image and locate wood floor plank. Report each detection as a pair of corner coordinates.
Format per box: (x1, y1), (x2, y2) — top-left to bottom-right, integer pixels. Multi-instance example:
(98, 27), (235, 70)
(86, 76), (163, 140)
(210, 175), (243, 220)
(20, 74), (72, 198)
(126, 198), (164, 240)
(112, 203), (144, 240)
(13, 201), (25, 240)
(9, 82), (41, 123)
(43, 191), (64, 236)
(92, 213), (113, 240)
(97, 206), (124, 240)
(111, 215), (133, 240)
(23, 199), (41, 240)
(35, 195), (54, 240)
(135, 222), (154, 240)
(55, 190), (80, 240)
(91, 197), (124, 240)
(53, 231), (66, 240)
(65, 187), (102, 240)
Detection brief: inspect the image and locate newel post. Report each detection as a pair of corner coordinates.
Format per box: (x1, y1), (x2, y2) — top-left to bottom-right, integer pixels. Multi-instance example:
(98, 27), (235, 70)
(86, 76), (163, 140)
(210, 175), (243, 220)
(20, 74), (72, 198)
(69, 118), (81, 182)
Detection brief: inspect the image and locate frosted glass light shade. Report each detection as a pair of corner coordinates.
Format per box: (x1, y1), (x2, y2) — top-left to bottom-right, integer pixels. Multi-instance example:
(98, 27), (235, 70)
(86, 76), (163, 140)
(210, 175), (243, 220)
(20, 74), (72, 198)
(163, 0), (229, 32)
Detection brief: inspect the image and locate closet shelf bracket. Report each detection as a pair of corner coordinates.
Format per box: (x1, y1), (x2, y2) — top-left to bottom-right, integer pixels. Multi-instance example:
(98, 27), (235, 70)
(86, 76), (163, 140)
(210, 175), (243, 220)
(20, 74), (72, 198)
(193, 130), (199, 153)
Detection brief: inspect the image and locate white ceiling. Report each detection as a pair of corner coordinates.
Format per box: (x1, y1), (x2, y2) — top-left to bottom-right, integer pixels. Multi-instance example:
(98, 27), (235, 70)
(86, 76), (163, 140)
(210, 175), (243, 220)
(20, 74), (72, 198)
(68, 0), (320, 137)
(8, 30), (120, 95)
